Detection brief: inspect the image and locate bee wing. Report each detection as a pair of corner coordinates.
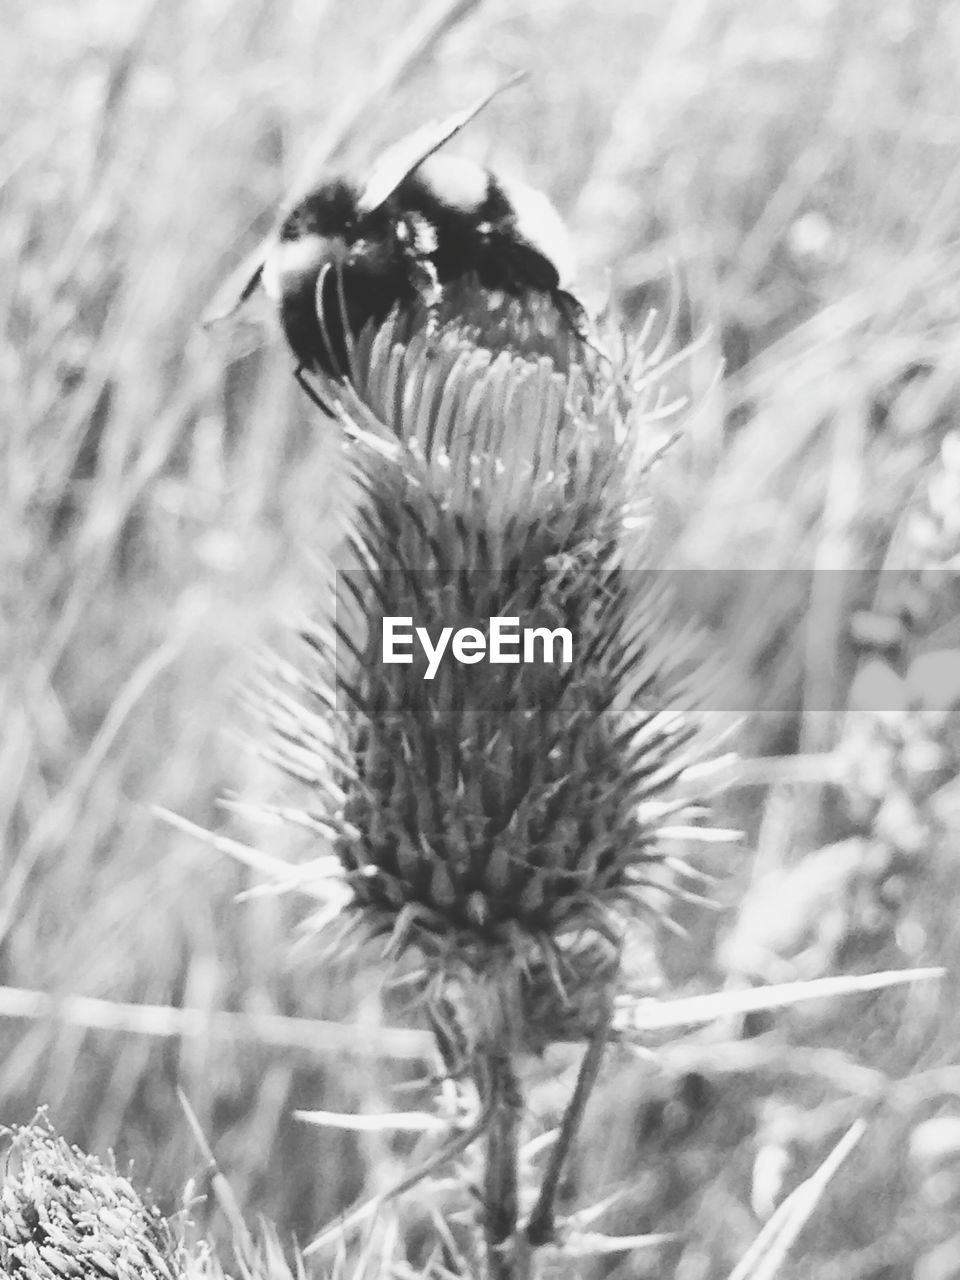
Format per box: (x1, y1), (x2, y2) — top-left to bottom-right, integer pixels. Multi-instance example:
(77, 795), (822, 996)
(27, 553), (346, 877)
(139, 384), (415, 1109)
(357, 72), (526, 216)
(203, 73), (526, 324)
(202, 238), (272, 326)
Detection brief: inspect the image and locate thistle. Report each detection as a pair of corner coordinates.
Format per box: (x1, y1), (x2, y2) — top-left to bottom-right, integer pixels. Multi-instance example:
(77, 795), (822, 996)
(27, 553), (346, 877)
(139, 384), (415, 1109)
(0, 1116), (317, 1280)
(0, 1116), (179, 1280)
(256, 283), (723, 1276)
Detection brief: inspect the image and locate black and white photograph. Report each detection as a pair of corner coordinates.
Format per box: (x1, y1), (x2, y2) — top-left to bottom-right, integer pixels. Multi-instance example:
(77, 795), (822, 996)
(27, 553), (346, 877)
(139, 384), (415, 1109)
(3, 2), (960, 1277)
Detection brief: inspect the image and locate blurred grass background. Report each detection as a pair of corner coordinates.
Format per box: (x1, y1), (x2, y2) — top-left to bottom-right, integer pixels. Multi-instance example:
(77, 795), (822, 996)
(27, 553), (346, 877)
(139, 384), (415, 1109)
(4, 0), (960, 1275)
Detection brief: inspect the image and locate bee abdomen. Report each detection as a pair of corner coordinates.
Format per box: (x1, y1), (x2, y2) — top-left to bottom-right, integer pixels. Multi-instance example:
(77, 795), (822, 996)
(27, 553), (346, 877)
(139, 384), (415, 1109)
(399, 159), (568, 299)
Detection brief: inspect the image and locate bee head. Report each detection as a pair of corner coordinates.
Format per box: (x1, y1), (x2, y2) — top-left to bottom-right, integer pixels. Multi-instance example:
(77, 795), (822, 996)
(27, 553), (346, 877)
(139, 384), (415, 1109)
(282, 179), (363, 239)
(262, 179), (368, 302)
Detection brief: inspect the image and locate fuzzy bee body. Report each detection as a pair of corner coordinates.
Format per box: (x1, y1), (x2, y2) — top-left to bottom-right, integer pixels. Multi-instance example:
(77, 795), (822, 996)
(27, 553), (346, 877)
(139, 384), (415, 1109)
(398, 157), (574, 295)
(209, 81), (585, 381)
(262, 179), (416, 375)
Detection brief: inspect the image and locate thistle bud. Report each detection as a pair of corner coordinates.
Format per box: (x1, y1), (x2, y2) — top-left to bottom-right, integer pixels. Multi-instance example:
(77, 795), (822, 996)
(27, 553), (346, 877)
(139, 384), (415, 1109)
(263, 287), (722, 1062)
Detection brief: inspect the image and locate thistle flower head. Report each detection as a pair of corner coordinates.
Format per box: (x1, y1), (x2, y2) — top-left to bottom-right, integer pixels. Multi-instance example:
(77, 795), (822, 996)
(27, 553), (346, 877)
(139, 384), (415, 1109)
(262, 286), (722, 1060)
(0, 1116), (179, 1280)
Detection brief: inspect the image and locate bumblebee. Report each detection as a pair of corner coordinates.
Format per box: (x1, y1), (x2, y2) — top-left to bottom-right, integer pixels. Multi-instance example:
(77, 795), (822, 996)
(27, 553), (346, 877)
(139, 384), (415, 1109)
(205, 81), (586, 382)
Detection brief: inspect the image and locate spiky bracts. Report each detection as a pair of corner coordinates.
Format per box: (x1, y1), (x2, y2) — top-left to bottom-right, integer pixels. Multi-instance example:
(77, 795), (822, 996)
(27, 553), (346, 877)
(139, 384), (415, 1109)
(0, 1117), (179, 1280)
(263, 288), (716, 1065)
(254, 284), (723, 1274)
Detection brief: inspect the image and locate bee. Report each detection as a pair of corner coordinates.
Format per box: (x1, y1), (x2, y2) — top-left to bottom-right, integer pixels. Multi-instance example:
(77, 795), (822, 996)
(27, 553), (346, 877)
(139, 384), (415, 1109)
(204, 79), (586, 385)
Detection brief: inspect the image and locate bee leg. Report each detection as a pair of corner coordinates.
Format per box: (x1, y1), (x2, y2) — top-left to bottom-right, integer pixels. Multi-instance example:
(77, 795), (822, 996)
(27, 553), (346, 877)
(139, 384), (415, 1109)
(555, 289), (589, 340)
(524, 998), (614, 1248)
(293, 365), (336, 416)
(416, 261), (443, 353)
(400, 216), (443, 351)
(555, 289), (612, 365)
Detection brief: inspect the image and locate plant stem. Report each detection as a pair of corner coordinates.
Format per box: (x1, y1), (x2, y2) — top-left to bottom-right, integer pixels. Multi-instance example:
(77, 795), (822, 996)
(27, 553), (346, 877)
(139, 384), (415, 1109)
(483, 1051), (525, 1280)
(525, 998), (614, 1248)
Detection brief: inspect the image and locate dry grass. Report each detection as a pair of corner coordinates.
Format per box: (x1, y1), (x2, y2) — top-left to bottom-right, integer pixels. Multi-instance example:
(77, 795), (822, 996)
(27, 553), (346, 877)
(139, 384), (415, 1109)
(4, 0), (960, 1274)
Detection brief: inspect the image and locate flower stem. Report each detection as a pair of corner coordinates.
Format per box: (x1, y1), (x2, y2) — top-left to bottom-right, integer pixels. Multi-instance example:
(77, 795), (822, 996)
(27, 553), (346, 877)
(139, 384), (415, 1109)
(483, 1051), (524, 1280)
(526, 997), (615, 1248)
